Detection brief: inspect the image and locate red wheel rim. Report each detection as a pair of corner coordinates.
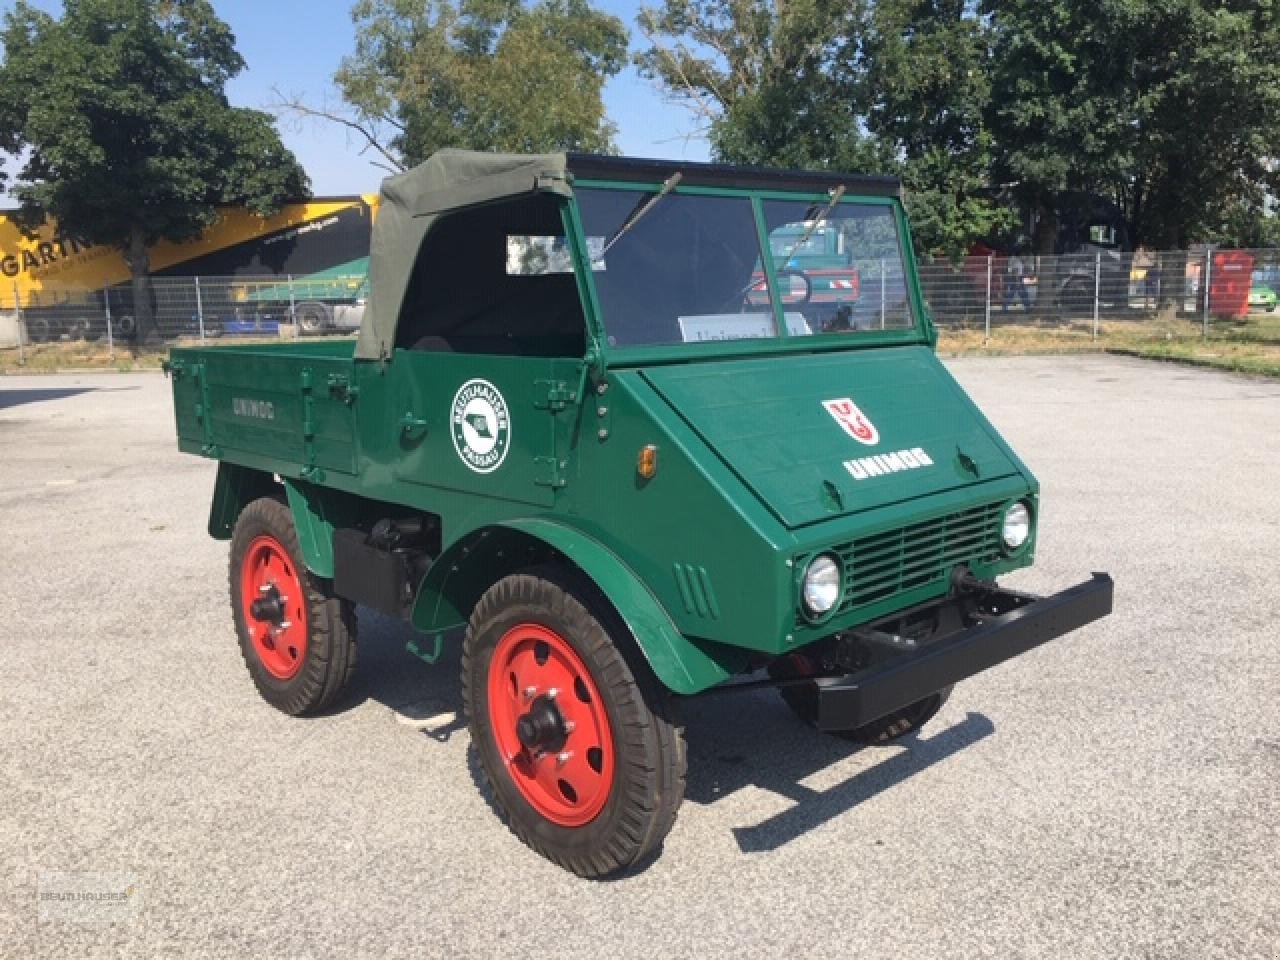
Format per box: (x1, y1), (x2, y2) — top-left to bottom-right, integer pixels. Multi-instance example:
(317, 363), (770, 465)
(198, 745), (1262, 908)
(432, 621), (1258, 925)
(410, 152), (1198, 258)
(239, 535), (309, 681)
(487, 623), (615, 827)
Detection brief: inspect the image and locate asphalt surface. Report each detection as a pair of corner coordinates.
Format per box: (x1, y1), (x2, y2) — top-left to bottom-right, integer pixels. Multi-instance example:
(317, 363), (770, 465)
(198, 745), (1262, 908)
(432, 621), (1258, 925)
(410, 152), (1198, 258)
(1, 356), (1277, 959)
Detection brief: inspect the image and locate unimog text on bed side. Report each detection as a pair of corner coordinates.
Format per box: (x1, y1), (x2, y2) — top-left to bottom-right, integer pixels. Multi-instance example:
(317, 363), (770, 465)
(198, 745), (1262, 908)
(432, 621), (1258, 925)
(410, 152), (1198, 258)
(166, 150), (1114, 878)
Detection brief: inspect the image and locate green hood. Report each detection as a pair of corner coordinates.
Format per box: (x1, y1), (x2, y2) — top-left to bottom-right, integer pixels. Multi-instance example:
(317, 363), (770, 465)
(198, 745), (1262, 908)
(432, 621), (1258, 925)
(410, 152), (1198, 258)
(641, 346), (1021, 529)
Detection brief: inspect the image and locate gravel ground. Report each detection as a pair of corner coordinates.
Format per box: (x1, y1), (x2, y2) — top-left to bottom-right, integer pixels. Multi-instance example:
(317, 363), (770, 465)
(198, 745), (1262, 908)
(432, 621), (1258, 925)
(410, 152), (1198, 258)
(1, 355), (1277, 959)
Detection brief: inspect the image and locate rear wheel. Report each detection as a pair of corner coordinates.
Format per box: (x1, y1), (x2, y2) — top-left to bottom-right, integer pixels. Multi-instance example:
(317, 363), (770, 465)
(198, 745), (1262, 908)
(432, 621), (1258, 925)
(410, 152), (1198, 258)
(229, 498), (357, 715)
(462, 568), (685, 878)
(295, 302), (331, 335)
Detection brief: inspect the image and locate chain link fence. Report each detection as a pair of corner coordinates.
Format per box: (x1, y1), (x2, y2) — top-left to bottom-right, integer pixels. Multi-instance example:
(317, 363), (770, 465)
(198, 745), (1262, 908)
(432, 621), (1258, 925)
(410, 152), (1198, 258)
(0, 273), (368, 360)
(918, 248), (1280, 337)
(2, 250), (1279, 364)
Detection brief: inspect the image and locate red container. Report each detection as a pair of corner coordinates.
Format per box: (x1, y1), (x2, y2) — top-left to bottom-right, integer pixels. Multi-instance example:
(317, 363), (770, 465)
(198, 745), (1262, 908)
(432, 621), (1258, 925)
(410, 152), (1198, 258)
(1209, 250), (1254, 317)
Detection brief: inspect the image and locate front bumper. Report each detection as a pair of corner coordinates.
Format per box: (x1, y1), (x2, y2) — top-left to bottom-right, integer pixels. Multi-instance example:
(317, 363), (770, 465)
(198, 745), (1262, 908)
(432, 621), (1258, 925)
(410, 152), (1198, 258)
(810, 573), (1114, 731)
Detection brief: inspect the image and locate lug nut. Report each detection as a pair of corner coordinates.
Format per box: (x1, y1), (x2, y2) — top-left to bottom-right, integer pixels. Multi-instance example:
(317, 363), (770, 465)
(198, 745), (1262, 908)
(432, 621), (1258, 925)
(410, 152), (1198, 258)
(523, 686), (537, 700)
(557, 751), (572, 766)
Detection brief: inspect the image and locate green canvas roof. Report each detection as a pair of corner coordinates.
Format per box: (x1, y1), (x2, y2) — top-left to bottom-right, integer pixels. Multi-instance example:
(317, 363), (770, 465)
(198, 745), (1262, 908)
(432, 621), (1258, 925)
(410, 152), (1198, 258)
(355, 150), (570, 360)
(352, 148), (901, 360)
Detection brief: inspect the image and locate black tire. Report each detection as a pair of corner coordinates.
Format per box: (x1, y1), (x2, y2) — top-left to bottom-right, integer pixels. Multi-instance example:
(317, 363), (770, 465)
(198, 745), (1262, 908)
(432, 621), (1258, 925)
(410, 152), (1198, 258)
(26, 317), (53, 343)
(228, 497), (357, 716)
(295, 302), (331, 335)
(462, 567), (686, 878)
(114, 314), (137, 340)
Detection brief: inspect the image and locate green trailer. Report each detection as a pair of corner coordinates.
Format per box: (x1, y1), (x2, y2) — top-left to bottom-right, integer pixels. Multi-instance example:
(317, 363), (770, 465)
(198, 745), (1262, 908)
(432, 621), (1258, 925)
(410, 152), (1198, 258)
(167, 150), (1113, 877)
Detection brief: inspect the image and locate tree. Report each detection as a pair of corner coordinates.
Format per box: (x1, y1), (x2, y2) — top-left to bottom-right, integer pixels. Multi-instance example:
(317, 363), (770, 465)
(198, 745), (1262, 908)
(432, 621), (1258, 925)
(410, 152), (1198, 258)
(636, 0), (1007, 257)
(860, 1), (1009, 258)
(0, 0), (309, 343)
(637, 0), (886, 172)
(984, 0), (1280, 250)
(323, 0), (629, 170)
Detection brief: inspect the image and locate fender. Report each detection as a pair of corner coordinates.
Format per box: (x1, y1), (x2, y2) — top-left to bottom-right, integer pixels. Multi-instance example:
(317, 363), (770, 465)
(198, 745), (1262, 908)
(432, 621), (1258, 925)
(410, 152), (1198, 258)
(209, 465), (380, 580)
(411, 518), (746, 695)
(207, 462), (277, 540)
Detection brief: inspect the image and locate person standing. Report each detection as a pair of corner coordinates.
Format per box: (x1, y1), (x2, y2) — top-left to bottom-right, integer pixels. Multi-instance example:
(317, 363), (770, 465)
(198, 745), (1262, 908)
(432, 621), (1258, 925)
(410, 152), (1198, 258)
(1003, 252), (1031, 311)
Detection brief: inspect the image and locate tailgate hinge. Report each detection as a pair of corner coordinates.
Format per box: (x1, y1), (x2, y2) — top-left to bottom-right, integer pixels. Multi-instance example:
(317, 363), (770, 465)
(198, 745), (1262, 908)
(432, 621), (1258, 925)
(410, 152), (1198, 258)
(192, 361), (219, 458)
(299, 368), (326, 484)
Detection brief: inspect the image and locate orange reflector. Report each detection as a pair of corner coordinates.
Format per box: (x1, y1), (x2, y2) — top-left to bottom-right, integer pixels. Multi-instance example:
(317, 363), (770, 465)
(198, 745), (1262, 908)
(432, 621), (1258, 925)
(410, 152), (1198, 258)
(637, 444), (658, 479)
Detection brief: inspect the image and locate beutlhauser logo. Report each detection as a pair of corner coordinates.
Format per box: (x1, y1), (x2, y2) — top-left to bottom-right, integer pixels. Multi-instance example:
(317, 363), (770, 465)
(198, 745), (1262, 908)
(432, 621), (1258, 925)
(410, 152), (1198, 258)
(451, 379), (511, 473)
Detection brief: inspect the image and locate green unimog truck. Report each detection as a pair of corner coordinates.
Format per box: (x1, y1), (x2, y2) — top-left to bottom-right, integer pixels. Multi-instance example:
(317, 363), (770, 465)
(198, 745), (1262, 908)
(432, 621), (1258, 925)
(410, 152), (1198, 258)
(167, 150), (1113, 878)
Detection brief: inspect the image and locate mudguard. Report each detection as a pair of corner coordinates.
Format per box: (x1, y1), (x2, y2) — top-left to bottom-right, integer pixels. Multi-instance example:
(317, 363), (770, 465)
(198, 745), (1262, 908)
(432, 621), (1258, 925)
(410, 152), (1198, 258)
(207, 462), (277, 540)
(209, 466), (369, 581)
(410, 518), (746, 695)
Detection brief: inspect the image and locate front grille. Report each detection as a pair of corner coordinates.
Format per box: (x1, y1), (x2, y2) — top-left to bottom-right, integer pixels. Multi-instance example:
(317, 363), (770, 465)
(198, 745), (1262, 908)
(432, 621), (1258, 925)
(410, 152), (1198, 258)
(829, 500), (1006, 616)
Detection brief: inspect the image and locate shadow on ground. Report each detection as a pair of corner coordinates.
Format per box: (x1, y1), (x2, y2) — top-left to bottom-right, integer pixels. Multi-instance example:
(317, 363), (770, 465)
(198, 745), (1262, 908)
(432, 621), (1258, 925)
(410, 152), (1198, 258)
(327, 607), (994, 856)
(0, 385), (141, 410)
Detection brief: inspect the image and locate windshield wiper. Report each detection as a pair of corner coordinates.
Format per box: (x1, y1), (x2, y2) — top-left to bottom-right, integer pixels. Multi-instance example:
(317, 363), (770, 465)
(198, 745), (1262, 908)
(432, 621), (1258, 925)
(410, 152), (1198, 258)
(772, 185), (846, 266)
(601, 171), (683, 256)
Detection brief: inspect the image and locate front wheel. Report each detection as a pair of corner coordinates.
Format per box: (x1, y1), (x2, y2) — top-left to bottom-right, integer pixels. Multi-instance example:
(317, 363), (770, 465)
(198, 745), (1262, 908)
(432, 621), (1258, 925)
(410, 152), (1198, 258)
(462, 568), (686, 878)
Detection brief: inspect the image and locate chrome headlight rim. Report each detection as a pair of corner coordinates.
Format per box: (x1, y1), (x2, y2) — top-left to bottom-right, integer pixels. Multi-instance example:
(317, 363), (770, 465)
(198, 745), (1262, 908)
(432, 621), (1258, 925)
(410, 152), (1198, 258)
(1001, 499), (1034, 554)
(799, 552), (844, 622)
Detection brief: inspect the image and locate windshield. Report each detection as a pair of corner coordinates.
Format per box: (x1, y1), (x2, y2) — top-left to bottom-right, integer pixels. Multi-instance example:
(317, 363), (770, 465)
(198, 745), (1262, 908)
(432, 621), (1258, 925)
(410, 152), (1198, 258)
(574, 187), (915, 348)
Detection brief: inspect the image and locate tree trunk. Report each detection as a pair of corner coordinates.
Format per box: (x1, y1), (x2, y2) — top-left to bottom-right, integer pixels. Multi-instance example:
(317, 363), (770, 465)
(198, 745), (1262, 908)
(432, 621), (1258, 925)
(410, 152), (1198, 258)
(123, 227), (155, 348)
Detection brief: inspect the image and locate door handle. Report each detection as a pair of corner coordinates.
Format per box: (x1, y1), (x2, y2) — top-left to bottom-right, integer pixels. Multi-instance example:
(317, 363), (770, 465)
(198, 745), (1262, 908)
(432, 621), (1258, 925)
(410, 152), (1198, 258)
(400, 412), (429, 440)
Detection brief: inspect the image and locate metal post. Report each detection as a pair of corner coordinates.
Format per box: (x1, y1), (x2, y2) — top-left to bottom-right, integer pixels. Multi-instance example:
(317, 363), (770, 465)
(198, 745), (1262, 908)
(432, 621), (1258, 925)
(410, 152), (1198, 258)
(194, 276), (205, 341)
(287, 275), (297, 338)
(984, 255), (993, 344)
(1202, 249), (1212, 339)
(103, 285), (114, 359)
(879, 258), (886, 329)
(12, 281), (23, 366)
(1092, 252), (1101, 341)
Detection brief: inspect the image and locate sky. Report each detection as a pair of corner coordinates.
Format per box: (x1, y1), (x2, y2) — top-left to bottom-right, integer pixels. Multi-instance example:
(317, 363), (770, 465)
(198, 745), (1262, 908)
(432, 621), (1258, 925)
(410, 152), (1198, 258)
(1, 0), (712, 198)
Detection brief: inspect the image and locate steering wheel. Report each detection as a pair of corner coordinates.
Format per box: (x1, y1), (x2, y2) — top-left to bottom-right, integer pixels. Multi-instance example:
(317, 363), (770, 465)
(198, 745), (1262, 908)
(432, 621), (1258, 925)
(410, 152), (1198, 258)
(777, 269), (812, 305)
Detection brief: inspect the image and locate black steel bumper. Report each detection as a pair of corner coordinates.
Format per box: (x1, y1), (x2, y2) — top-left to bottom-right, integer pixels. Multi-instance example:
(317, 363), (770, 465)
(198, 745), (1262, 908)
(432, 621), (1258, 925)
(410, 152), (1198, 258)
(811, 573), (1114, 732)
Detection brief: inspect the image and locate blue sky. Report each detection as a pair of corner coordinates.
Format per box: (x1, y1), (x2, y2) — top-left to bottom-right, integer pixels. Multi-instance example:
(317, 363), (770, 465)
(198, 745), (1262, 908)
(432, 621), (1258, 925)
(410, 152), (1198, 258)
(2, 0), (712, 197)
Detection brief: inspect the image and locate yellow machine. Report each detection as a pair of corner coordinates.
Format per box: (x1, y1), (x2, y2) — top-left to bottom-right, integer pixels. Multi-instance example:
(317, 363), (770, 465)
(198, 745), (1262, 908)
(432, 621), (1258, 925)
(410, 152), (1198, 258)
(1, 196), (379, 301)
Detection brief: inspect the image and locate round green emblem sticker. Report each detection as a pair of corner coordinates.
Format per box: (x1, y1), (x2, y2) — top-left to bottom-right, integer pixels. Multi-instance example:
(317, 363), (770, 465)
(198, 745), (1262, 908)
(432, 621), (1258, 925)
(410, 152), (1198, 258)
(451, 379), (511, 473)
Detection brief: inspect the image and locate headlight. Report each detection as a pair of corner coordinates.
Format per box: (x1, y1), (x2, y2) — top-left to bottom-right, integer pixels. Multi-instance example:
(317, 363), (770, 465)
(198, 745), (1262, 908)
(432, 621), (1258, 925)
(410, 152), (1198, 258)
(1001, 501), (1032, 551)
(801, 554), (842, 617)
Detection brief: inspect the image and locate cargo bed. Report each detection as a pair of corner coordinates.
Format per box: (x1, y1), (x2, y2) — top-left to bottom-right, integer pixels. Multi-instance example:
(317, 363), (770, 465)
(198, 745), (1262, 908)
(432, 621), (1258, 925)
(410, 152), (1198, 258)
(168, 340), (360, 480)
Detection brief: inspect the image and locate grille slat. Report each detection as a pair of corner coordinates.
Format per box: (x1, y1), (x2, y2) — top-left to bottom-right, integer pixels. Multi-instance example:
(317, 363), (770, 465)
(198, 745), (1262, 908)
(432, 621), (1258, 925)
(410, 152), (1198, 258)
(818, 500), (1007, 621)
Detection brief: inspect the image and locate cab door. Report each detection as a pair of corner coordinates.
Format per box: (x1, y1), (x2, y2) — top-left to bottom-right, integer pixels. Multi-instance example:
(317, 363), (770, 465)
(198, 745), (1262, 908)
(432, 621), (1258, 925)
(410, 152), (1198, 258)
(390, 350), (583, 509)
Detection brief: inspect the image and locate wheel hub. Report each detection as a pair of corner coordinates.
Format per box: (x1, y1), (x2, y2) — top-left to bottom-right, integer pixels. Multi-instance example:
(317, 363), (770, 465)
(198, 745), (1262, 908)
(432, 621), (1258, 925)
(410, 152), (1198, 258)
(250, 585), (287, 623)
(515, 695), (568, 754)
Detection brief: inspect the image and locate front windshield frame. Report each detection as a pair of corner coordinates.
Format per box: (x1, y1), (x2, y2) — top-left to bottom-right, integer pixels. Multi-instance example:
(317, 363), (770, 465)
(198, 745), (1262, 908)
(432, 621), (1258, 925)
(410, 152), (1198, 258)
(564, 180), (928, 363)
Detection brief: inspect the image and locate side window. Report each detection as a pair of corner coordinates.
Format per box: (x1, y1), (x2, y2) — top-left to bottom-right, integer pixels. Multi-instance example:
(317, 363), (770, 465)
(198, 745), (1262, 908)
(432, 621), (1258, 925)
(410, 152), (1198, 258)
(395, 194), (588, 357)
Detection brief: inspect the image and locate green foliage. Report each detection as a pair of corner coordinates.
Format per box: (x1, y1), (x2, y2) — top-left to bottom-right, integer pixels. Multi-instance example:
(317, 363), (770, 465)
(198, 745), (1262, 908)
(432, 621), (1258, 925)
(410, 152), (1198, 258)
(636, 0), (886, 171)
(0, 0), (308, 341)
(984, 0), (1280, 249)
(336, 0), (628, 166)
(0, 0), (308, 245)
(861, 1), (1012, 258)
(637, 0), (1009, 258)
(640, 0), (1280, 254)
